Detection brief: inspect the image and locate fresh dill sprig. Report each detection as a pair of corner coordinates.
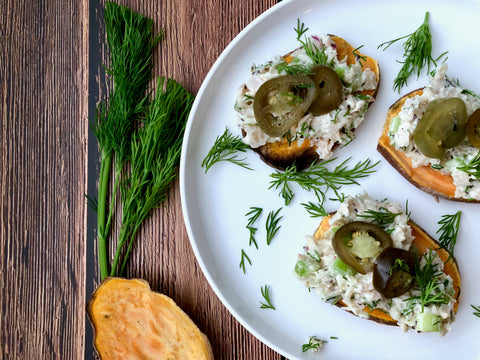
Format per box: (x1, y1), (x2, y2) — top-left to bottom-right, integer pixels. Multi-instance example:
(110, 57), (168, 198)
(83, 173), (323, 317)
(266, 208), (283, 245)
(352, 45), (367, 66)
(201, 128), (253, 173)
(294, 19), (332, 66)
(246, 206), (263, 249)
(302, 336), (325, 352)
(457, 153), (480, 179)
(358, 206), (402, 226)
(259, 285), (276, 310)
(378, 12), (447, 92)
(472, 304), (480, 318)
(92, 2), (162, 279)
(436, 211), (461, 261)
(239, 249), (252, 274)
(301, 201), (328, 218)
(275, 61), (312, 75)
(110, 78), (194, 277)
(269, 157), (379, 206)
(407, 249), (451, 311)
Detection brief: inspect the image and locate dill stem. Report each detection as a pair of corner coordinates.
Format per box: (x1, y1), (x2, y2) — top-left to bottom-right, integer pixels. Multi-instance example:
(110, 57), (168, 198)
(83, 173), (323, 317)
(97, 150), (113, 280)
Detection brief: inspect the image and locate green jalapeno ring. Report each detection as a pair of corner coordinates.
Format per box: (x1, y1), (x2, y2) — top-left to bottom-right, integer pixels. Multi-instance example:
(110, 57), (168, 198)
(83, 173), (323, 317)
(413, 97), (467, 159)
(467, 108), (480, 149)
(332, 221), (393, 275)
(253, 74), (316, 137)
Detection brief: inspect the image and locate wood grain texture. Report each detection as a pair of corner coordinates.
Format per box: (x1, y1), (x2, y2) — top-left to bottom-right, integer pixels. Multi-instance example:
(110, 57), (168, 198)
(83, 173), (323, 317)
(86, 1), (284, 359)
(1, 0), (286, 358)
(0, 0), (89, 359)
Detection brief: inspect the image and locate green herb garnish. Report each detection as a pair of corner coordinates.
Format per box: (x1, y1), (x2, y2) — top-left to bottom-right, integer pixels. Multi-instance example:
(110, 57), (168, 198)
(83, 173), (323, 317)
(457, 153), (480, 179)
(407, 249), (451, 311)
(302, 336), (325, 352)
(260, 285), (276, 310)
(301, 201), (328, 218)
(92, 2), (163, 279)
(246, 206), (263, 249)
(358, 206), (402, 226)
(111, 78), (194, 277)
(275, 61), (312, 75)
(202, 128), (253, 173)
(294, 19), (331, 66)
(239, 249), (252, 274)
(266, 208), (282, 245)
(436, 211), (461, 261)
(472, 304), (480, 318)
(352, 45), (367, 66)
(269, 157), (379, 206)
(378, 12), (447, 92)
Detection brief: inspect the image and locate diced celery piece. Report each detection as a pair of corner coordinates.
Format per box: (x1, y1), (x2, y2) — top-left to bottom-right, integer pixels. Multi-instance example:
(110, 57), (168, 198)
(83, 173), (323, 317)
(295, 260), (311, 277)
(330, 226), (340, 235)
(416, 312), (441, 332)
(331, 257), (357, 277)
(334, 66), (345, 79)
(389, 116), (401, 135)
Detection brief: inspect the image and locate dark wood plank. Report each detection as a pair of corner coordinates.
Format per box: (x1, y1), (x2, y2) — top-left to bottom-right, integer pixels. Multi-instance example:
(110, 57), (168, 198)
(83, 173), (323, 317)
(86, 0), (283, 359)
(0, 0), (88, 358)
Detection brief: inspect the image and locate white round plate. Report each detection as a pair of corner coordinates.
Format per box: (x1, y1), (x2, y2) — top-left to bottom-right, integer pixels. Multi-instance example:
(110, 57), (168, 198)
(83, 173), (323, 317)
(180, 0), (480, 358)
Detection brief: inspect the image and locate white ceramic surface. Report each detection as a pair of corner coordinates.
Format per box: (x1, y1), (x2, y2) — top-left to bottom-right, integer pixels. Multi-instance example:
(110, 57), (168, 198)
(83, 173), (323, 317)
(180, 1), (480, 358)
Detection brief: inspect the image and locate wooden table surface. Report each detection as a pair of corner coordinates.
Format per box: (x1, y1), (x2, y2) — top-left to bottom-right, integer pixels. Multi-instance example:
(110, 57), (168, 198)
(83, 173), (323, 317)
(0, 0), (286, 358)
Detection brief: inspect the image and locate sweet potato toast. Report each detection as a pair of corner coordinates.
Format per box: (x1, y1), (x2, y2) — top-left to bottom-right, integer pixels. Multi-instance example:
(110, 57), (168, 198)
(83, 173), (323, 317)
(314, 214), (461, 327)
(377, 88), (480, 203)
(241, 35), (380, 171)
(87, 277), (213, 360)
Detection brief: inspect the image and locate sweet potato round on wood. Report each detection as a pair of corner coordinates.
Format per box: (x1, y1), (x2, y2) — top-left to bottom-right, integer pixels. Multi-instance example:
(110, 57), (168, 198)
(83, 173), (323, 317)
(87, 277), (214, 360)
(314, 214), (461, 326)
(252, 35), (380, 171)
(377, 89), (480, 203)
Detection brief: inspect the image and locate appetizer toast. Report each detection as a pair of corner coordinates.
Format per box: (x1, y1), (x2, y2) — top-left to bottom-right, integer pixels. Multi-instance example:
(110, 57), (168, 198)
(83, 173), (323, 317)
(377, 65), (480, 202)
(87, 278), (213, 360)
(235, 34), (380, 171)
(314, 214), (461, 326)
(296, 194), (460, 334)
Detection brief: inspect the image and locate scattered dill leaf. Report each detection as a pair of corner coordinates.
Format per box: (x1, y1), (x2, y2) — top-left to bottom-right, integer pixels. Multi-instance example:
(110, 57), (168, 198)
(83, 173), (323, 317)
(246, 206), (263, 249)
(202, 128), (253, 173)
(302, 336), (325, 352)
(239, 249), (252, 274)
(472, 304), (480, 318)
(260, 285), (276, 310)
(436, 211), (461, 261)
(269, 157), (379, 206)
(301, 201), (328, 218)
(358, 206), (402, 226)
(266, 208), (283, 245)
(457, 153), (480, 179)
(378, 12), (447, 92)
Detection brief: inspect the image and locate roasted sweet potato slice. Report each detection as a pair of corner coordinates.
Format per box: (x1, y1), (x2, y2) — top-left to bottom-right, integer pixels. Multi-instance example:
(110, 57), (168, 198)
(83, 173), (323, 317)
(314, 214), (461, 326)
(87, 277), (214, 360)
(377, 89), (480, 203)
(252, 35), (380, 171)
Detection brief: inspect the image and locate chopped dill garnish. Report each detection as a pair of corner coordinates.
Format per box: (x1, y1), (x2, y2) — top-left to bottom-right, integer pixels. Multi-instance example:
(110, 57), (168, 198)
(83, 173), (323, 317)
(260, 285), (276, 310)
(472, 304), (480, 318)
(378, 12), (448, 92)
(302, 336), (325, 352)
(239, 249), (252, 274)
(202, 128), (253, 173)
(266, 208), (283, 245)
(269, 157), (379, 206)
(436, 211), (461, 261)
(457, 153), (480, 179)
(245, 206), (263, 249)
(358, 206), (402, 226)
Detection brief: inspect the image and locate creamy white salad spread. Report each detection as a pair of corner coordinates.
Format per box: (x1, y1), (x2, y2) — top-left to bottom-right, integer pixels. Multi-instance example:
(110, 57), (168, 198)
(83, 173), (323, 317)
(295, 193), (457, 335)
(234, 35), (378, 160)
(388, 63), (480, 200)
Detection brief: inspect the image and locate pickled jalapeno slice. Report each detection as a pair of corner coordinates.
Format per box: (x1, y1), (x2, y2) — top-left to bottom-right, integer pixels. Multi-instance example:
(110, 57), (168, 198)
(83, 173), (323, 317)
(332, 221), (393, 274)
